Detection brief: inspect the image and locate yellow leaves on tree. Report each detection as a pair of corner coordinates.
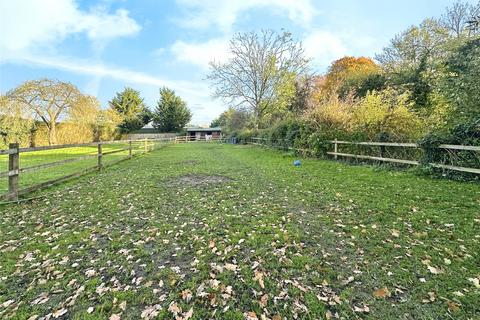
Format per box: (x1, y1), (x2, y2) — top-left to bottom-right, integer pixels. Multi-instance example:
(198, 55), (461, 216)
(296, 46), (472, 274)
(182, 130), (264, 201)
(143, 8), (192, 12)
(314, 56), (381, 100)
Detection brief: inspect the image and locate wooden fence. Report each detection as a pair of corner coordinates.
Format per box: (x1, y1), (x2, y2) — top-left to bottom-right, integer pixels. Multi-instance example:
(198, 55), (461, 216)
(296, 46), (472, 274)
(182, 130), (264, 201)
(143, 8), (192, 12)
(0, 136), (228, 201)
(0, 138), (173, 201)
(173, 136), (225, 143)
(249, 137), (480, 175)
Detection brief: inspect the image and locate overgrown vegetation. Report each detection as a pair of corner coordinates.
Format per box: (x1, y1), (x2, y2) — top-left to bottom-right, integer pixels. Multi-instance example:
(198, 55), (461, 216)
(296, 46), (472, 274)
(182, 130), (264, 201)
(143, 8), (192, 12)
(210, 1), (480, 179)
(1, 143), (478, 319)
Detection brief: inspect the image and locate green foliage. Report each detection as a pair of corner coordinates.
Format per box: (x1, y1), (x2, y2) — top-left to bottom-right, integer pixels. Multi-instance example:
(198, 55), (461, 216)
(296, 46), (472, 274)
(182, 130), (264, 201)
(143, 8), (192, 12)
(0, 95), (34, 148)
(153, 87), (192, 132)
(351, 89), (424, 141)
(210, 107), (251, 134)
(110, 87), (148, 133)
(418, 119), (479, 180)
(441, 38), (480, 125)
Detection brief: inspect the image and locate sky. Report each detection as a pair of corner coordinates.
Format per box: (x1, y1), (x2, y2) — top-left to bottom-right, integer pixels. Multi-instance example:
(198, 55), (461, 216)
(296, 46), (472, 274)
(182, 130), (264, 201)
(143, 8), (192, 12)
(0, 0), (468, 125)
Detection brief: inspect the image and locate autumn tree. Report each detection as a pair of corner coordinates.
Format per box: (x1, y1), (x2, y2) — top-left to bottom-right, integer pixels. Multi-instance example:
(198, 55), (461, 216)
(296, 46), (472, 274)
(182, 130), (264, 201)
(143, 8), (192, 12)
(208, 30), (309, 129)
(7, 79), (82, 145)
(109, 87), (149, 133)
(153, 87), (191, 132)
(318, 56), (382, 99)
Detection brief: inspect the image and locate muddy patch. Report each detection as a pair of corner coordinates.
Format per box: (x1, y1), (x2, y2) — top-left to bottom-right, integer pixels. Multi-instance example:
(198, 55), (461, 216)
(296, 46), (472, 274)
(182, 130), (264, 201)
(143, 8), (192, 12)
(167, 174), (232, 187)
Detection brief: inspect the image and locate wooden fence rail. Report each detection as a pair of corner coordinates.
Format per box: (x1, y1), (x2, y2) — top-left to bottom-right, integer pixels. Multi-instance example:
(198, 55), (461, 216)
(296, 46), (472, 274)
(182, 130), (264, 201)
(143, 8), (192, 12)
(0, 136), (227, 201)
(249, 137), (480, 175)
(174, 136), (225, 143)
(0, 138), (173, 201)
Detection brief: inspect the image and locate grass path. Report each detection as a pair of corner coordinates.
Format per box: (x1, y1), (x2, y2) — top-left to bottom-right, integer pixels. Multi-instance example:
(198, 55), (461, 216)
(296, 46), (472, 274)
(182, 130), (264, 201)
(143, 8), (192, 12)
(0, 143), (479, 319)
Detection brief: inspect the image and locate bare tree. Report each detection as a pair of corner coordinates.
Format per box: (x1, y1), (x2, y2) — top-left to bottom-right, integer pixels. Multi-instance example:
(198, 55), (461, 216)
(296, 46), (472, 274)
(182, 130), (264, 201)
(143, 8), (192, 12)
(8, 79), (82, 145)
(441, 1), (480, 37)
(207, 30), (309, 128)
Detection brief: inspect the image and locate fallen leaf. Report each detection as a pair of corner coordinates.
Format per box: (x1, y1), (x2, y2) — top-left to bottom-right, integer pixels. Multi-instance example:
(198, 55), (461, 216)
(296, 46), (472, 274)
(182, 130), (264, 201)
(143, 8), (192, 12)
(468, 277), (480, 288)
(85, 269), (96, 278)
(353, 305), (370, 313)
(427, 266), (444, 275)
(373, 287), (391, 298)
(245, 311), (258, 320)
(259, 294), (268, 308)
(447, 301), (460, 313)
(184, 307), (194, 319)
(253, 270), (265, 289)
(391, 229), (400, 237)
(2, 300), (14, 308)
(168, 302), (181, 315)
(181, 289), (193, 302)
(52, 308), (68, 318)
(225, 263), (237, 271)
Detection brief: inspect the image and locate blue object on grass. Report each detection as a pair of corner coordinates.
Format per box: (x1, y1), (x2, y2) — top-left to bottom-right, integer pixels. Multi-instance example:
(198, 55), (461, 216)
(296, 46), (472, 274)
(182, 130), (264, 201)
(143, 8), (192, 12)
(293, 160), (301, 166)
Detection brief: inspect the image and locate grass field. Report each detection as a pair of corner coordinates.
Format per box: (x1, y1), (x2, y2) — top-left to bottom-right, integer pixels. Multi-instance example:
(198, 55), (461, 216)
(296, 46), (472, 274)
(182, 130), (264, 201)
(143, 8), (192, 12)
(0, 143), (479, 319)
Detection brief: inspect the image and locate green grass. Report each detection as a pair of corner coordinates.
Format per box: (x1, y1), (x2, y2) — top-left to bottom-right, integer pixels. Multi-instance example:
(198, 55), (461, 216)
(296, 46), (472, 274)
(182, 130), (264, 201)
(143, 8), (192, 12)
(0, 143), (479, 319)
(0, 141), (156, 194)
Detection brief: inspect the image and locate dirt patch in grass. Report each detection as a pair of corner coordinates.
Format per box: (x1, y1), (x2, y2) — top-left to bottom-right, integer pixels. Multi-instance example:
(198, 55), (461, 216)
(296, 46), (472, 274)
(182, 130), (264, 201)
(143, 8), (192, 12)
(167, 174), (232, 187)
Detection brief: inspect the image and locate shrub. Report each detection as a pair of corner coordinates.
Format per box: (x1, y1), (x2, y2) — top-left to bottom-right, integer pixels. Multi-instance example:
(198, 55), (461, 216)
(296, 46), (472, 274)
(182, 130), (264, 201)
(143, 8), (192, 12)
(351, 89), (424, 141)
(418, 119), (479, 180)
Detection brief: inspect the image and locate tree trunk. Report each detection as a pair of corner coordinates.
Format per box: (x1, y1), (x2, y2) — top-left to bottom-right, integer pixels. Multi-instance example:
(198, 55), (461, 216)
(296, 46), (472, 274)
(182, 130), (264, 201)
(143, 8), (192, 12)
(48, 122), (57, 145)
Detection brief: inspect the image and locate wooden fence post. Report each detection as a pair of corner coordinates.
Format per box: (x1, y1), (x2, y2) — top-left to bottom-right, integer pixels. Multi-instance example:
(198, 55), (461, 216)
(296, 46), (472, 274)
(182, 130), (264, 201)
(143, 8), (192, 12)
(8, 143), (19, 200)
(97, 143), (103, 171)
(129, 140), (132, 158)
(334, 139), (338, 160)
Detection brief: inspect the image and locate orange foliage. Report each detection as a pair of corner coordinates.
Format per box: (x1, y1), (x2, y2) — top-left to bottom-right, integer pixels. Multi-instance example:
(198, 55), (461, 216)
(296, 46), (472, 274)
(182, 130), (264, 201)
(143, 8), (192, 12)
(317, 56), (381, 99)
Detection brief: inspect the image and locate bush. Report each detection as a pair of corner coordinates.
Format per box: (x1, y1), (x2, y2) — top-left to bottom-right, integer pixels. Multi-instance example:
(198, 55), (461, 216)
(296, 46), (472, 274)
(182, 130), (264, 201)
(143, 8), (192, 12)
(418, 119), (479, 180)
(351, 89), (424, 141)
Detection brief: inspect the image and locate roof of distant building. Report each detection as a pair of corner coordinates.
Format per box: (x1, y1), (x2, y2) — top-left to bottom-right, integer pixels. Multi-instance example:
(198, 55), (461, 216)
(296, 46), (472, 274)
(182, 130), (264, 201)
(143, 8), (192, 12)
(186, 127), (222, 132)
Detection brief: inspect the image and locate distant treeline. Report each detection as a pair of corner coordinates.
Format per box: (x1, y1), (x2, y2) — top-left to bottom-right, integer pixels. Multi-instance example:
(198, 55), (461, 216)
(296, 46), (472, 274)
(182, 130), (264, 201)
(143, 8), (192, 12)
(1, 82), (192, 148)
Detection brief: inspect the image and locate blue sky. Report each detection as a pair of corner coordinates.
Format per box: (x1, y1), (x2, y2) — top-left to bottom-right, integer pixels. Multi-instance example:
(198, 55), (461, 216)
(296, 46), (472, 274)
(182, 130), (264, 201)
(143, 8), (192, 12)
(0, 0), (469, 125)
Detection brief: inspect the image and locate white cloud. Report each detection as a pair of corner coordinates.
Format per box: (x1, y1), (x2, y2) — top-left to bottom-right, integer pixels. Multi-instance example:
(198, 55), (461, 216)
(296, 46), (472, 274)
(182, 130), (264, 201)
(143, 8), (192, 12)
(2, 53), (224, 124)
(302, 30), (348, 72)
(174, 0), (318, 32)
(0, 0), (140, 52)
(170, 38), (231, 69)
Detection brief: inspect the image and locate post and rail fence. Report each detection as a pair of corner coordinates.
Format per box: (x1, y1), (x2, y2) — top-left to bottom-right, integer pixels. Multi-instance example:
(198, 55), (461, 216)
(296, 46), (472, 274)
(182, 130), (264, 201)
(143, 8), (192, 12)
(0, 138), (169, 201)
(0, 136), (228, 201)
(249, 137), (480, 176)
(2, 135), (477, 201)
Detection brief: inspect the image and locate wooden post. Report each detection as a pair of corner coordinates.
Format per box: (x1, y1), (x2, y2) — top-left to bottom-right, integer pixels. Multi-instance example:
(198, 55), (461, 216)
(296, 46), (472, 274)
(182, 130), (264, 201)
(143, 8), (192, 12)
(129, 140), (132, 158)
(97, 143), (103, 171)
(8, 143), (19, 200)
(144, 138), (148, 153)
(334, 139), (338, 160)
